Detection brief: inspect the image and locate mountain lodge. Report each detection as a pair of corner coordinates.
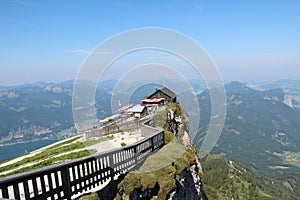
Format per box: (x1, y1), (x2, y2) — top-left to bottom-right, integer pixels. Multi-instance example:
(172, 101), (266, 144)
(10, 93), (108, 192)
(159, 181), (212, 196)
(142, 87), (177, 105)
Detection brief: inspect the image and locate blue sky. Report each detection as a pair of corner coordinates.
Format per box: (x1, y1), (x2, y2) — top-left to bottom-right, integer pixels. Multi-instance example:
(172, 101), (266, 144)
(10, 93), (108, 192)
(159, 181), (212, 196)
(0, 0), (299, 85)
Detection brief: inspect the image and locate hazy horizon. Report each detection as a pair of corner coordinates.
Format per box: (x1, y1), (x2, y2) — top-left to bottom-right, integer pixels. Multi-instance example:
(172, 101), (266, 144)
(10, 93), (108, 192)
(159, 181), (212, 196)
(1, 77), (300, 88)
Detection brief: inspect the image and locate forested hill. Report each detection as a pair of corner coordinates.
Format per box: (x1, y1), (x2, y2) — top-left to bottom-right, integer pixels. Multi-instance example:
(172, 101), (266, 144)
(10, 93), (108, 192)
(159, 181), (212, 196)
(197, 81), (300, 174)
(197, 81), (300, 200)
(202, 154), (300, 200)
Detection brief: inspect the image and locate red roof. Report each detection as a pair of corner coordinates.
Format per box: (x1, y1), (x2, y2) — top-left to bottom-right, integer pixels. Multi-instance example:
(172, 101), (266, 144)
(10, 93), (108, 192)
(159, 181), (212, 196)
(142, 98), (164, 103)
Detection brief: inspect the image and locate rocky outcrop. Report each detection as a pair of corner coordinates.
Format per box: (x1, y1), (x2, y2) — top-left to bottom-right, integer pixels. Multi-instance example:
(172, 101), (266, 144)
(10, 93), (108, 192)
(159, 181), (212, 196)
(127, 163), (208, 200)
(283, 94), (293, 108)
(167, 163), (208, 200)
(166, 104), (191, 147)
(129, 182), (160, 200)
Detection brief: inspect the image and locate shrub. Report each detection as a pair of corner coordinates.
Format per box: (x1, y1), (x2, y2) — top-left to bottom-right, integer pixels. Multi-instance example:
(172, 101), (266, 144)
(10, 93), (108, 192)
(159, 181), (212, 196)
(121, 142), (126, 147)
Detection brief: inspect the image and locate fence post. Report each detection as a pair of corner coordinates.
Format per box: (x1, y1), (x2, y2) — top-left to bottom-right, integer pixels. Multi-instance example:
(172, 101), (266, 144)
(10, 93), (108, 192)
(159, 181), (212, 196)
(2, 186), (9, 199)
(61, 166), (72, 200)
(151, 136), (155, 151)
(109, 153), (115, 181)
(134, 145), (138, 164)
(162, 131), (165, 145)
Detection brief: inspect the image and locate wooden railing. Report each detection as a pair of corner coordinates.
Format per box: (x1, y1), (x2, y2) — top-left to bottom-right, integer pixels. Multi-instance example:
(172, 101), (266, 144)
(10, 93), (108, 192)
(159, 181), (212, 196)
(0, 120), (164, 200)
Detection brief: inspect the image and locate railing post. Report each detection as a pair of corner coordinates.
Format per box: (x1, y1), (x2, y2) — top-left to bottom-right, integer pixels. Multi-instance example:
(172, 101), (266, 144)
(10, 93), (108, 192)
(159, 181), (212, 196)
(151, 136), (155, 151)
(162, 131), (165, 145)
(13, 183), (20, 200)
(109, 153), (115, 181)
(134, 145), (138, 164)
(2, 186), (9, 199)
(61, 166), (72, 200)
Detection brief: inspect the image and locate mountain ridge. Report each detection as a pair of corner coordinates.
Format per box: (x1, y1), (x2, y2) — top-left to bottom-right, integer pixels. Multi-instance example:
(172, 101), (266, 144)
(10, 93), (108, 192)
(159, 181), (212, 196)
(196, 81), (300, 174)
(0, 81), (112, 144)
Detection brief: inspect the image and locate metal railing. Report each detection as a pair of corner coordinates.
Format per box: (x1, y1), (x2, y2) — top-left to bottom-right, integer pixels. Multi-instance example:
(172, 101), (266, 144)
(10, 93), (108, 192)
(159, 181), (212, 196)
(0, 120), (164, 200)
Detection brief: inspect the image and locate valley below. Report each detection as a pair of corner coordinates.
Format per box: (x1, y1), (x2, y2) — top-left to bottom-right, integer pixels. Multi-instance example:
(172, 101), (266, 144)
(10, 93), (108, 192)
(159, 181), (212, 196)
(0, 79), (300, 199)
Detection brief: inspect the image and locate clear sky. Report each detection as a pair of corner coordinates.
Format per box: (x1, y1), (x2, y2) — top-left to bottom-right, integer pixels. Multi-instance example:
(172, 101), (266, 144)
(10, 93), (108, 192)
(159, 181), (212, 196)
(0, 0), (299, 85)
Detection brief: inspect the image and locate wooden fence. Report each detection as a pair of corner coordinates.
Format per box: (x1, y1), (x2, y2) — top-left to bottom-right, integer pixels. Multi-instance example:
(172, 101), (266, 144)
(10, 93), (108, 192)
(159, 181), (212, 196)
(0, 120), (164, 200)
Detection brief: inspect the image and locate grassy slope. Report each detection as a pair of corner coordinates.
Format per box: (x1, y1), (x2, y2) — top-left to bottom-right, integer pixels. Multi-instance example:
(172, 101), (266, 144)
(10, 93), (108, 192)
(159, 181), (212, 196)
(0, 135), (105, 177)
(202, 154), (300, 200)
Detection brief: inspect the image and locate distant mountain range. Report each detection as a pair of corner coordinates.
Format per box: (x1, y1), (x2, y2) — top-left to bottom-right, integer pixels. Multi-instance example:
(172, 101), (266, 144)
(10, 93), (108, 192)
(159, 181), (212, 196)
(0, 81), (112, 144)
(248, 79), (300, 109)
(248, 79), (300, 93)
(1, 79), (300, 198)
(1, 79), (300, 176)
(196, 81), (300, 174)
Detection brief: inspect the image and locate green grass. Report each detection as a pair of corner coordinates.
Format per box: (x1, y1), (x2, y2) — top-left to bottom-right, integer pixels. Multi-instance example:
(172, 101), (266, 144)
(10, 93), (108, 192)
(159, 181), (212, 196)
(44, 135), (81, 150)
(0, 149), (97, 178)
(0, 141), (85, 173)
(0, 136), (81, 165)
(164, 130), (175, 144)
(0, 138), (85, 173)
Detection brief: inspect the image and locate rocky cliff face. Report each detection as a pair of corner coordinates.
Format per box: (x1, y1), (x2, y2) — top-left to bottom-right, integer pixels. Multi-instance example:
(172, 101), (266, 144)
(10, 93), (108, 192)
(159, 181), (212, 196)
(167, 163), (208, 200)
(124, 162), (208, 200)
(165, 104), (207, 200)
(166, 105), (191, 147)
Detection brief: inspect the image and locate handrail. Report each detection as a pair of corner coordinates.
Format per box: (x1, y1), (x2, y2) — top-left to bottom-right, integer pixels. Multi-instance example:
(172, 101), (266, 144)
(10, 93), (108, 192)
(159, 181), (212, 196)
(0, 119), (164, 200)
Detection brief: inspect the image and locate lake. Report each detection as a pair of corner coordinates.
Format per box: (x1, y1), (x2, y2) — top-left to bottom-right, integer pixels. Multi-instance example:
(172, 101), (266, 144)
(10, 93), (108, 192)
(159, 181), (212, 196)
(0, 140), (58, 162)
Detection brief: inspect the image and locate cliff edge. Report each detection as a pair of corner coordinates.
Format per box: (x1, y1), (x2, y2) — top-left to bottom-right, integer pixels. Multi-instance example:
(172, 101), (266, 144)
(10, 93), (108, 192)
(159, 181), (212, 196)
(79, 103), (208, 200)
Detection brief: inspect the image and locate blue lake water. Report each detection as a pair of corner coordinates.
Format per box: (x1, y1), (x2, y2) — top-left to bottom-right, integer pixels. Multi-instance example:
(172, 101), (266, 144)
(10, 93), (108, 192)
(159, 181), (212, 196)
(0, 140), (58, 162)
